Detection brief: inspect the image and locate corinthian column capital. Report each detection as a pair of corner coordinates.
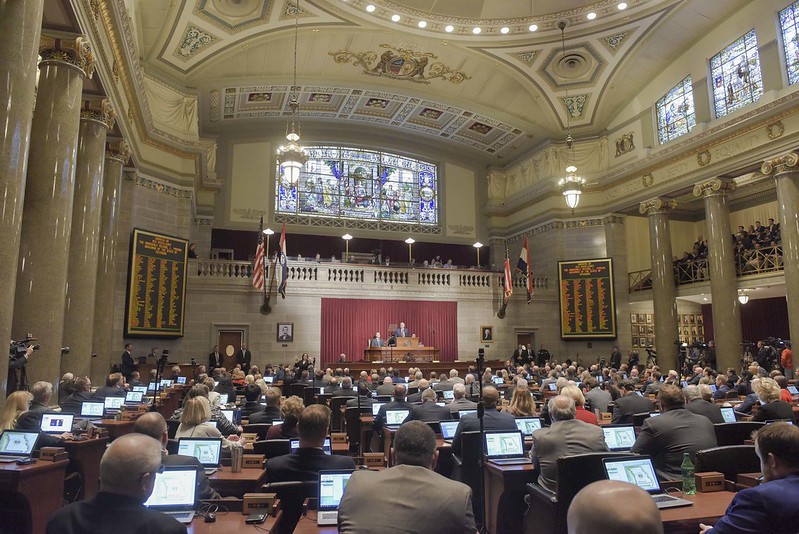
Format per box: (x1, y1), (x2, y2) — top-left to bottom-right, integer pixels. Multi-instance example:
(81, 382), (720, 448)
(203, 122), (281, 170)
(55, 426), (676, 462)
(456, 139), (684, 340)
(105, 140), (131, 164)
(39, 34), (95, 79)
(81, 98), (116, 130)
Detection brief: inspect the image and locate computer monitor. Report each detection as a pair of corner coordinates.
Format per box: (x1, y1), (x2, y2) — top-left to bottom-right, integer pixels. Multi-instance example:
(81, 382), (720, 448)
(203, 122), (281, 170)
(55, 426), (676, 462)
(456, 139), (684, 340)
(484, 430), (525, 460)
(176, 376), (187, 385)
(492, 376), (504, 385)
(290, 437), (331, 455)
(547, 383), (557, 391)
(318, 470), (353, 511)
(40, 414), (74, 434)
(514, 417), (542, 436)
(788, 385), (799, 395)
(220, 409), (234, 423)
(458, 410), (477, 419)
(720, 407), (737, 423)
(264, 376), (274, 384)
(603, 456), (661, 494)
(143, 466), (198, 509)
(132, 386), (148, 394)
(177, 438), (222, 467)
(442, 390), (455, 400)
(80, 401), (105, 418)
(385, 410), (409, 427)
(147, 382), (159, 392)
(217, 393), (228, 405)
(104, 396), (124, 410)
(602, 425), (637, 451)
(440, 420), (459, 439)
(125, 391), (144, 403)
(371, 403), (385, 416)
(160, 379), (173, 389)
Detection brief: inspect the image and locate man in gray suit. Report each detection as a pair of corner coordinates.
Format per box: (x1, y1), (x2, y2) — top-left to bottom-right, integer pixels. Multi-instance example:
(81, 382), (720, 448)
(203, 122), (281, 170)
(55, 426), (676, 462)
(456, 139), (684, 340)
(531, 395), (609, 494)
(583, 377), (612, 414)
(452, 386), (516, 456)
(684, 384), (724, 424)
(611, 381), (655, 423)
(631, 384), (717, 480)
(407, 379), (430, 403)
(338, 421), (476, 534)
(449, 383), (478, 414)
(409, 389), (452, 422)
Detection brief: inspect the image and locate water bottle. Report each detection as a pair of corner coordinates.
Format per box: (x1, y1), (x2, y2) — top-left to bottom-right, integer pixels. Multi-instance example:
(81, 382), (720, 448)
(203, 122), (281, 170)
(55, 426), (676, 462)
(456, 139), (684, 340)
(681, 452), (696, 495)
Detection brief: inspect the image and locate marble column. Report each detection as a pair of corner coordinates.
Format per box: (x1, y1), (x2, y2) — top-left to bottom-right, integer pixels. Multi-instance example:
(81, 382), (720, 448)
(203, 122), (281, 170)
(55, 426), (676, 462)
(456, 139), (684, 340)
(91, 140), (130, 384)
(63, 99), (115, 378)
(693, 178), (742, 372)
(762, 152), (799, 343)
(0, 1), (45, 395)
(12, 35), (95, 388)
(639, 198), (679, 371)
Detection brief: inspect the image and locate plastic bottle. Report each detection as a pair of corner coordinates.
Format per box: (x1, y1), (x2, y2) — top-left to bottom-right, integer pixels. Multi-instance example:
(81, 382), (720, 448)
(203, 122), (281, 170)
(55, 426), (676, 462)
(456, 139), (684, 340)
(681, 452), (696, 495)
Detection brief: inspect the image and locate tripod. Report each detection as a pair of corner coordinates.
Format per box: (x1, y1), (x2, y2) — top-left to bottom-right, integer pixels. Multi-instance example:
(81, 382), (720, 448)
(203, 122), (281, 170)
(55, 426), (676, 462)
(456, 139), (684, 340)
(475, 348), (489, 534)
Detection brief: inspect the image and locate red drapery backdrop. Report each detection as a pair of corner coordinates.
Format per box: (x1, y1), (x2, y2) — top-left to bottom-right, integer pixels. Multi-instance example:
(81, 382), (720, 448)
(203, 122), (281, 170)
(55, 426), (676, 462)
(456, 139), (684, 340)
(702, 296), (790, 344)
(320, 298), (458, 365)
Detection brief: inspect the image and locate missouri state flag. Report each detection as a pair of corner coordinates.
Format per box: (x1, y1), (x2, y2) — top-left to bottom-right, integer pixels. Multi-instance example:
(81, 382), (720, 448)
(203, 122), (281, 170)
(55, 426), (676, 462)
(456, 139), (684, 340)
(516, 237), (533, 304)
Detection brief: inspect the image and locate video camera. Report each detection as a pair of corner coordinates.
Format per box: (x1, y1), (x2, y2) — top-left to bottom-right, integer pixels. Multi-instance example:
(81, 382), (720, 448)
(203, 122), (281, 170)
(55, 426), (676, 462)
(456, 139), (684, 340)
(9, 335), (39, 358)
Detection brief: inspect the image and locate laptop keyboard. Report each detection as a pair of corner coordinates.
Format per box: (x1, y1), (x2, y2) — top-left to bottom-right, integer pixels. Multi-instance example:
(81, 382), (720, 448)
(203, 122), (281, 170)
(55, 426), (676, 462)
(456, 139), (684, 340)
(164, 511), (194, 523)
(490, 458), (532, 465)
(653, 495), (679, 503)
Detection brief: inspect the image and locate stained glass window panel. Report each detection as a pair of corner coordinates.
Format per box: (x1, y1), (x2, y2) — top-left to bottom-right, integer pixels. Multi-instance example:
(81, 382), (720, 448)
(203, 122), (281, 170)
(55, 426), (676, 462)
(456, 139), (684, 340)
(276, 146), (438, 226)
(655, 76), (695, 144)
(710, 30), (763, 118)
(780, 1), (799, 85)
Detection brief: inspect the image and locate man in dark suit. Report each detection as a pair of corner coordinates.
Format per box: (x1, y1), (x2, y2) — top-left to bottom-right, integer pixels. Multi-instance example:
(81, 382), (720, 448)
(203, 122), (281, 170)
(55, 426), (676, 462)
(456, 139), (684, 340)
(235, 343), (252, 373)
(60, 377), (95, 414)
(248, 388), (282, 424)
(120, 343), (135, 382)
(208, 345), (223, 370)
(408, 389), (452, 422)
(369, 332), (384, 348)
(610, 346), (622, 369)
(452, 386), (516, 456)
(338, 421), (476, 533)
(407, 379), (429, 403)
(631, 384), (717, 480)
(532, 395), (609, 493)
(46, 433), (187, 534)
(16, 381), (73, 447)
(684, 384), (724, 424)
(376, 376), (395, 396)
(699, 423), (799, 534)
(611, 381), (654, 424)
(512, 344), (530, 367)
(265, 405), (356, 533)
(346, 383), (375, 408)
(94, 373), (127, 399)
(239, 384), (265, 419)
(331, 377), (357, 398)
(133, 412), (219, 500)
(395, 322), (410, 338)
(373, 384), (411, 434)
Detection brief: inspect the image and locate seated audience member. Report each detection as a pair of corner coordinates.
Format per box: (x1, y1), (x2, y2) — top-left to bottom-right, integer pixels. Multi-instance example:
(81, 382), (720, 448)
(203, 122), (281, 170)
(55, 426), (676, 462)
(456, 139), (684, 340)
(712, 375), (731, 400)
(583, 377), (612, 414)
(331, 377), (357, 398)
(774, 375), (793, 403)
(406, 379), (429, 403)
(93, 373), (127, 399)
(376, 376), (395, 396)
(239, 384), (264, 419)
(214, 376), (236, 401)
(630, 384), (717, 480)
(265, 395), (304, 439)
(611, 381), (654, 424)
(249, 387), (282, 423)
(699, 423), (799, 534)
(373, 384), (411, 435)
(266, 404), (356, 533)
(449, 383), (478, 414)
(752, 377), (795, 423)
(324, 377), (340, 394)
(133, 412), (220, 500)
(58, 373), (76, 405)
(560, 385), (597, 425)
(346, 383), (376, 408)
(202, 377), (221, 407)
(567, 480), (664, 534)
(408, 388), (452, 422)
(168, 366), (181, 382)
(175, 396), (241, 451)
(46, 434), (186, 534)
(452, 386), (516, 456)
(532, 395), (608, 493)
(60, 376), (94, 414)
(0, 390), (32, 431)
(128, 371), (145, 388)
(504, 384), (537, 417)
(684, 384), (724, 424)
(734, 377), (762, 415)
(16, 381), (73, 446)
(643, 371), (663, 395)
(338, 421), (476, 534)
(231, 368), (246, 387)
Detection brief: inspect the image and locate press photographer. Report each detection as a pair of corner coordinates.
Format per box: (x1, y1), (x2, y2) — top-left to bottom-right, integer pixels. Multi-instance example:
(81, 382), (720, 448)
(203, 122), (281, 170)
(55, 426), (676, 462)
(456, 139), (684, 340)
(7, 335), (38, 395)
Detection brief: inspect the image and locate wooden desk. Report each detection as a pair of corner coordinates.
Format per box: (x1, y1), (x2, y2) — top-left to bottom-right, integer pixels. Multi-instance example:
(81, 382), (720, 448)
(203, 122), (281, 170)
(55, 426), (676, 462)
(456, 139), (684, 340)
(660, 491), (735, 533)
(63, 436), (109, 499)
(364, 347), (440, 363)
(484, 460), (537, 534)
(293, 509), (340, 534)
(187, 510), (281, 533)
(0, 459), (68, 534)
(94, 419), (136, 440)
(208, 466), (268, 498)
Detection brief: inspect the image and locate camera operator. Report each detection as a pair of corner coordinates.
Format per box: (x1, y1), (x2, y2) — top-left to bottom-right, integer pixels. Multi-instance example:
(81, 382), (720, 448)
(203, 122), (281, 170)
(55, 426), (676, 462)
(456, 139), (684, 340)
(705, 340), (717, 369)
(8, 339), (37, 395)
(756, 340), (779, 370)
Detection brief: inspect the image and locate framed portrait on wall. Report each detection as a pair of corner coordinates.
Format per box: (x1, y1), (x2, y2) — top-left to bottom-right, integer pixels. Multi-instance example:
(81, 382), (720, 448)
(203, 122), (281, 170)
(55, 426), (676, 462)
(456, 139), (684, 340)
(631, 314), (638, 324)
(481, 326), (494, 343)
(645, 314), (652, 324)
(277, 322), (294, 342)
(632, 338), (639, 347)
(639, 337), (647, 347)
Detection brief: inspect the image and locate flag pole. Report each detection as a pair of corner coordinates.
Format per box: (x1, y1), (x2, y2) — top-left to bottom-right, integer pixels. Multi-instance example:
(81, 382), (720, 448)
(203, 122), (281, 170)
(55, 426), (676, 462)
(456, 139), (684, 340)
(497, 244), (511, 319)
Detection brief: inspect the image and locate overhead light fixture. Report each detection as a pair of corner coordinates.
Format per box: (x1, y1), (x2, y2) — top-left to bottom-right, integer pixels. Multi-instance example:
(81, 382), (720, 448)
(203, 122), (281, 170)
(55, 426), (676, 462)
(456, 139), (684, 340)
(473, 242), (483, 266)
(472, 27), (481, 34)
(445, 24), (454, 32)
(556, 21), (585, 211)
(405, 237), (415, 265)
(366, 4), (376, 12)
(587, 12), (597, 20)
(500, 27), (510, 34)
(738, 289), (750, 304)
(528, 24), (538, 32)
(276, 1), (309, 189)
(391, 14), (400, 22)
(618, 2), (628, 10)
(418, 20), (427, 28)
(342, 233), (353, 262)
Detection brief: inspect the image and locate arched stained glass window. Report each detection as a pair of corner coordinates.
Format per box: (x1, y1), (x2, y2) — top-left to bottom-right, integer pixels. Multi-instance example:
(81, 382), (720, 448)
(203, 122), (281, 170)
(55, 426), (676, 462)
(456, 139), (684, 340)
(710, 30), (763, 118)
(276, 147), (438, 226)
(656, 76), (695, 145)
(780, 1), (799, 85)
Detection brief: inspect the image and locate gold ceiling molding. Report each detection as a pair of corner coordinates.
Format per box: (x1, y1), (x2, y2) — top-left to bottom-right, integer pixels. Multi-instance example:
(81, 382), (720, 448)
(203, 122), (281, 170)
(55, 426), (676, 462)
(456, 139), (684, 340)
(330, 44), (470, 85)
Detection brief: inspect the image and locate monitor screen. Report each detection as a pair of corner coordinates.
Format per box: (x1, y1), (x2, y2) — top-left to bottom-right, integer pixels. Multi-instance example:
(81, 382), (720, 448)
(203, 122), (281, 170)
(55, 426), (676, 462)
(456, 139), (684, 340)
(710, 384), (717, 393)
(125, 391), (144, 403)
(440, 420), (459, 439)
(602, 425), (636, 451)
(514, 417), (542, 436)
(788, 385), (799, 395)
(132, 386), (148, 394)
(264, 376), (274, 384)
(435, 401), (445, 407)
(147, 382), (159, 392)
(318, 471), (353, 511)
(385, 410), (409, 426)
(176, 376), (187, 385)
(218, 394), (229, 405)
(547, 383), (557, 391)
(720, 407), (736, 423)
(177, 438), (222, 467)
(370, 390), (378, 398)
(104, 396), (124, 410)
(371, 403), (385, 416)
(603, 457), (660, 493)
(81, 402), (105, 417)
(143, 467), (197, 509)
(442, 390), (455, 400)
(484, 431), (524, 458)
(0, 430), (38, 456)
(40, 414), (73, 434)
(492, 376), (504, 385)
(290, 437), (331, 455)
(160, 379), (173, 388)
(459, 410), (477, 419)
(220, 409), (234, 423)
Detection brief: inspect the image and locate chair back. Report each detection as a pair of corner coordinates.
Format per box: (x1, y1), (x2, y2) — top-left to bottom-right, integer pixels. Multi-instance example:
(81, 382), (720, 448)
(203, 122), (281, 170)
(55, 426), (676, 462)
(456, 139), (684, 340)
(696, 445), (760, 480)
(317, 393), (332, 406)
(287, 383), (308, 398)
(632, 412), (652, 427)
(425, 421), (442, 435)
(330, 397), (349, 431)
(166, 438), (179, 455)
(376, 395), (392, 402)
(714, 421), (766, 446)
(243, 423), (272, 440)
(261, 480), (318, 534)
(253, 438), (291, 458)
(166, 419), (181, 439)
(555, 452), (633, 505)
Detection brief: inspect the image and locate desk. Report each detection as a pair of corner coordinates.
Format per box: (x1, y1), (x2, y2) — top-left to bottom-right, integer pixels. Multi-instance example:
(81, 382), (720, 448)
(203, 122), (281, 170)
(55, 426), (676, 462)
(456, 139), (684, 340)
(293, 510), (339, 534)
(364, 347), (440, 363)
(63, 436), (109, 499)
(660, 491), (735, 533)
(0, 459), (68, 534)
(209, 467), (268, 498)
(484, 460), (537, 534)
(187, 510), (281, 533)
(94, 419), (136, 440)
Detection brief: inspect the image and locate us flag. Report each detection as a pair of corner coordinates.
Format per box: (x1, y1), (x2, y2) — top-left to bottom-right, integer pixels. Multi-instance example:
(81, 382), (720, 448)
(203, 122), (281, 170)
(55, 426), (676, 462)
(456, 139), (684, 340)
(252, 220), (266, 290)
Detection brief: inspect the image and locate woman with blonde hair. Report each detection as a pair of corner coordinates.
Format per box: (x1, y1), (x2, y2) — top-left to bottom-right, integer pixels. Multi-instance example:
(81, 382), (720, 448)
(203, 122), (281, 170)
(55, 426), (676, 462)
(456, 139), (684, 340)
(0, 391), (32, 431)
(561, 384), (598, 425)
(504, 386), (536, 417)
(176, 396), (242, 450)
(266, 395), (304, 439)
(752, 377), (795, 423)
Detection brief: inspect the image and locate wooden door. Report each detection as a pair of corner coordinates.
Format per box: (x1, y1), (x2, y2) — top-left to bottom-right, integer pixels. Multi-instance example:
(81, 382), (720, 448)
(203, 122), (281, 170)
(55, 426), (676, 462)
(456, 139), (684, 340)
(219, 330), (243, 369)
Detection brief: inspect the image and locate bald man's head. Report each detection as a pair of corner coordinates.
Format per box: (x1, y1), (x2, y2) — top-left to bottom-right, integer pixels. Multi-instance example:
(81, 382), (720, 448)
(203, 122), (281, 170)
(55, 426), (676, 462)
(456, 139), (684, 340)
(133, 412), (168, 447)
(482, 386), (500, 408)
(567, 481), (663, 534)
(100, 434), (163, 503)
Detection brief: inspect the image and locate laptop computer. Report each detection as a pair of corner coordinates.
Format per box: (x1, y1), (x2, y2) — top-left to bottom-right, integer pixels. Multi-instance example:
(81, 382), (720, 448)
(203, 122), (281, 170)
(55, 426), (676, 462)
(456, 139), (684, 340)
(220, 409), (234, 423)
(492, 376), (504, 385)
(514, 417), (542, 436)
(125, 391), (144, 404)
(385, 410), (410, 428)
(104, 396), (124, 412)
(176, 376), (187, 385)
(147, 382), (160, 392)
(440, 420), (459, 442)
(442, 390), (455, 400)
(787, 385), (799, 396)
(457, 409), (477, 419)
(720, 406), (737, 423)
(484, 430), (531, 465)
(218, 393), (229, 405)
(80, 401), (105, 422)
(177, 438), (222, 475)
(547, 383), (557, 391)
(40, 413), (74, 434)
(132, 385), (148, 394)
(144, 466), (198, 523)
(602, 456), (694, 509)
(264, 376), (274, 384)
(371, 402), (385, 416)
(160, 379), (174, 389)
(290, 437), (332, 455)
(602, 424), (637, 451)
(0, 430), (39, 462)
(317, 470), (354, 526)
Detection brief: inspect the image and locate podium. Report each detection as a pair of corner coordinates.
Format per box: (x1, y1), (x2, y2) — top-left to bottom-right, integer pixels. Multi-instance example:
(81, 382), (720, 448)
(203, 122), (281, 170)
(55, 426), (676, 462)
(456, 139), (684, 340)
(364, 347), (439, 363)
